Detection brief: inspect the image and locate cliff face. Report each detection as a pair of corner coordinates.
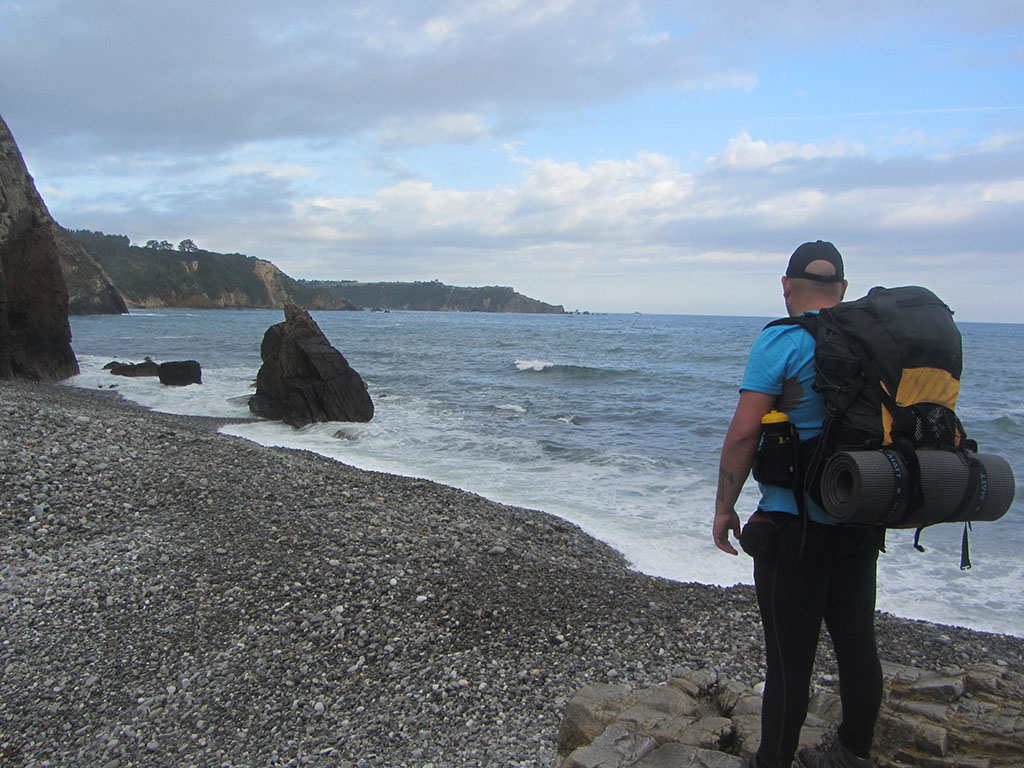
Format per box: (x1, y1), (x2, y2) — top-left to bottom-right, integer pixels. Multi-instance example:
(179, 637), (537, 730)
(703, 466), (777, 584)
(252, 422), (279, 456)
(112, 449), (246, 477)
(55, 228), (129, 315)
(68, 231), (563, 314)
(69, 231), (358, 311)
(252, 258), (293, 307)
(0, 113), (79, 380)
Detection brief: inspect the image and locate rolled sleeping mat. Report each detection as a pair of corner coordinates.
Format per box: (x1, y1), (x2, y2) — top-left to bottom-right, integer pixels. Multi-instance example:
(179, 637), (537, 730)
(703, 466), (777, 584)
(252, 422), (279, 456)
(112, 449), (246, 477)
(820, 450), (1015, 528)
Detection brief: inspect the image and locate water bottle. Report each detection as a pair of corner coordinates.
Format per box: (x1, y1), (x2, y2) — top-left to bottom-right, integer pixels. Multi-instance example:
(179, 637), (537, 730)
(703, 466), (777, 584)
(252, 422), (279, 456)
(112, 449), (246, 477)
(753, 410), (799, 487)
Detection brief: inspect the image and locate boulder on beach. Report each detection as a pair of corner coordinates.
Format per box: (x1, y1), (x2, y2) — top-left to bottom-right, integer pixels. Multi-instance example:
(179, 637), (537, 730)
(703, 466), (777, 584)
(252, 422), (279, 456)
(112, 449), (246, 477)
(0, 113), (79, 381)
(159, 360), (202, 386)
(249, 303), (373, 427)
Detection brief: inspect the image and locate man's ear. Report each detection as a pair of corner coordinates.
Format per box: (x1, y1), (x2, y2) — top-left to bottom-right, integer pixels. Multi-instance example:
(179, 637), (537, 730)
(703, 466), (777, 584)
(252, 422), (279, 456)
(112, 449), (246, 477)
(839, 279), (849, 301)
(781, 276), (791, 298)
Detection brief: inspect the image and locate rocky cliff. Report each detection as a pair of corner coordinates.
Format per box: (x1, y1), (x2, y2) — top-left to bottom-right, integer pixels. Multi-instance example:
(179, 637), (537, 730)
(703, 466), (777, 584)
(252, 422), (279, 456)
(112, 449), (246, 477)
(69, 231), (358, 311)
(55, 227), (128, 315)
(67, 230), (565, 314)
(304, 279), (566, 313)
(0, 113), (79, 380)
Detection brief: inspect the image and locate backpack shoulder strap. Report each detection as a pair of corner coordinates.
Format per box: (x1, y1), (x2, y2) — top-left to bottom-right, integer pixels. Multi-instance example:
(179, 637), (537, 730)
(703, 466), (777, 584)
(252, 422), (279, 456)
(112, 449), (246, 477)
(763, 313), (819, 334)
(761, 314), (820, 555)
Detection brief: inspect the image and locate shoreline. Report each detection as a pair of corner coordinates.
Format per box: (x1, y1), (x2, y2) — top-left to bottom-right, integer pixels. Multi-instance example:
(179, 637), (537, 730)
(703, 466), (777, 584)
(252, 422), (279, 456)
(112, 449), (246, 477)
(3, 380), (1022, 766)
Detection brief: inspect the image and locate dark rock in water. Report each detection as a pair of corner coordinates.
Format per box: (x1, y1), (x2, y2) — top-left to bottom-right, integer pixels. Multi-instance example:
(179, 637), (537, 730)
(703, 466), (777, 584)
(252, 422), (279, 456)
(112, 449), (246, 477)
(249, 303), (373, 427)
(107, 358), (159, 377)
(0, 114), (79, 380)
(159, 360), (202, 386)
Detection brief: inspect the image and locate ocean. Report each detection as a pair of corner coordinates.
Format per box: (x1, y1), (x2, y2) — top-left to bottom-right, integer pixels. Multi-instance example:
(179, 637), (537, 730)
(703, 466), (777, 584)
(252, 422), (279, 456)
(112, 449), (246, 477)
(66, 309), (1024, 638)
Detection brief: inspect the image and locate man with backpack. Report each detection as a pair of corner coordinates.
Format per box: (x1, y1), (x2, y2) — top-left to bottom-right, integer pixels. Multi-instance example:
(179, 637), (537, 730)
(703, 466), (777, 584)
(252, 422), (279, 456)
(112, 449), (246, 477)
(713, 241), (880, 768)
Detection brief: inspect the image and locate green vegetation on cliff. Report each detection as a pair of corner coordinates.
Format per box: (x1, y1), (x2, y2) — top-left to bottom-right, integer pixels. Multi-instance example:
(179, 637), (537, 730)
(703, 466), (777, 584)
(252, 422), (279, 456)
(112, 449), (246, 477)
(303, 279), (565, 314)
(69, 231), (354, 311)
(68, 230), (565, 314)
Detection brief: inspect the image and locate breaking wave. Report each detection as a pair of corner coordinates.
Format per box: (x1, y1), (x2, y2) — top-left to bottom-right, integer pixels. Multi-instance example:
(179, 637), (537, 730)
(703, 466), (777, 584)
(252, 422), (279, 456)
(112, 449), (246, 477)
(513, 359), (629, 380)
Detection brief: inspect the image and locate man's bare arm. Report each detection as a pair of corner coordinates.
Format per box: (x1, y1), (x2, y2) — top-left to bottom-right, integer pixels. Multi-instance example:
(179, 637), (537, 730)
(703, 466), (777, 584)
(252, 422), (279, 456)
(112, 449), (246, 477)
(713, 390), (776, 555)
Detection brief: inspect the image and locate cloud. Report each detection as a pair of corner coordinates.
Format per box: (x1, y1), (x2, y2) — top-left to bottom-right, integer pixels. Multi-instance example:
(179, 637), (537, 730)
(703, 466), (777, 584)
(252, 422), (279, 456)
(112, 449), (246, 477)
(3, 1), (1022, 319)
(373, 112), (493, 148)
(0, 0), (724, 157)
(982, 180), (1024, 203)
(708, 132), (866, 170)
(196, 129), (1012, 299)
(278, 151), (700, 259)
(227, 163), (319, 181)
(47, 125), (1020, 296)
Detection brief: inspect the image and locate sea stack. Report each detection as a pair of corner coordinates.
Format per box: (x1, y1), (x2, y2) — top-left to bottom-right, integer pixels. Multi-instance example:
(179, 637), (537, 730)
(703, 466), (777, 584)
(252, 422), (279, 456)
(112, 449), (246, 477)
(249, 303), (373, 427)
(0, 113), (79, 381)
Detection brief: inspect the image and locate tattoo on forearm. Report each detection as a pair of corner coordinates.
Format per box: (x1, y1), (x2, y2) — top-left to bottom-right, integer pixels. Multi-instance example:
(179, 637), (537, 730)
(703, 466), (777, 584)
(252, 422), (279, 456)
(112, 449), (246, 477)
(716, 466), (735, 502)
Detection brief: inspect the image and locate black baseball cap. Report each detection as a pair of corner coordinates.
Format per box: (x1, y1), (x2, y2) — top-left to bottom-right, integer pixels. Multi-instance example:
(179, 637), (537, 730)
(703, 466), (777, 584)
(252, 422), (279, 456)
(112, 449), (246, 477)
(786, 241), (844, 282)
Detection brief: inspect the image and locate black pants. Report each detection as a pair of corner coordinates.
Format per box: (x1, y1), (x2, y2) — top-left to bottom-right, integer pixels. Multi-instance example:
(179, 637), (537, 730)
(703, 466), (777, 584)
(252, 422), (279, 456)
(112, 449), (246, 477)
(741, 512), (883, 768)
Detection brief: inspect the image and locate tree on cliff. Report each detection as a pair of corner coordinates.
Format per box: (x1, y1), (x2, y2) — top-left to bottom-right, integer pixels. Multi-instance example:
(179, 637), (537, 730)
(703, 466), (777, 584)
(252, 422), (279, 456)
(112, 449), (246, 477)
(178, 239), (198, 252)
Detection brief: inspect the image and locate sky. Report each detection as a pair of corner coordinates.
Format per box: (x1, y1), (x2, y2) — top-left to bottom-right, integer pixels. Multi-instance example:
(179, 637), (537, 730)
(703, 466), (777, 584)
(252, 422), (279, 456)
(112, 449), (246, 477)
(1, 1), (1023, 320)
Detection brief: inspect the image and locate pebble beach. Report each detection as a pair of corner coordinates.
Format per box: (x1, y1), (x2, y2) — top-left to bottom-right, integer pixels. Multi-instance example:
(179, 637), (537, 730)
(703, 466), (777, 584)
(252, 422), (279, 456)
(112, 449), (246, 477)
(2, 381), (1022, 768)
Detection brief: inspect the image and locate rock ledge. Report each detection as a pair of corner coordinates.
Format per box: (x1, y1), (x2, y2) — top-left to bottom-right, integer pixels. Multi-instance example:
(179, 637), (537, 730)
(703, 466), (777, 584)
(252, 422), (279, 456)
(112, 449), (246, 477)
(556, 662), (1024, 767)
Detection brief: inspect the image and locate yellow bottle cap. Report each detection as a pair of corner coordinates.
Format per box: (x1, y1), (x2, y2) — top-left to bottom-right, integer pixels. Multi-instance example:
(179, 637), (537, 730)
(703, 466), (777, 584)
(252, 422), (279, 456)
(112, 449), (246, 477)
(761, 409), (789, 424)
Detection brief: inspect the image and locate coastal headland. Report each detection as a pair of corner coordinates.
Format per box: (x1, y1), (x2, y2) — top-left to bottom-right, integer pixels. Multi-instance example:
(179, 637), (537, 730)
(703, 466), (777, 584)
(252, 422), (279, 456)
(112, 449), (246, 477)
(2, 381), (1022, 766)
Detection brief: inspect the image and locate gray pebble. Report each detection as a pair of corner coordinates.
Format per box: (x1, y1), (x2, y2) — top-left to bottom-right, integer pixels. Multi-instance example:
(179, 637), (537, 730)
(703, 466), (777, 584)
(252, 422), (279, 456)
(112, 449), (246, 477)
(2, 380), (1021, 768)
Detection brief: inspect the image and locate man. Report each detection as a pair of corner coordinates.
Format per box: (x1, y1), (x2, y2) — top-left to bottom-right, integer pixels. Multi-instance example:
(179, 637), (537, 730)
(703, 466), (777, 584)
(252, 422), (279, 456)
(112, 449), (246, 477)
(713, 241), (881, 768)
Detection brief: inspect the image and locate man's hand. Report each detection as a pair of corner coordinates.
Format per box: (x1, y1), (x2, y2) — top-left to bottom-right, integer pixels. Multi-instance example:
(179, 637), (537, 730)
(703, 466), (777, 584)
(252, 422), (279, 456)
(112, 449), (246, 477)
(713, 507), (741, 555)
(712, 389), (776, 556)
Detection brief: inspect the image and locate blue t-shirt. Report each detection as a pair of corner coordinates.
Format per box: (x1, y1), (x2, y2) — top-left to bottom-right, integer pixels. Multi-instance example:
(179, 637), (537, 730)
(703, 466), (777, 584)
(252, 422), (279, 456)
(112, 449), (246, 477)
(740, 320), (833, 524)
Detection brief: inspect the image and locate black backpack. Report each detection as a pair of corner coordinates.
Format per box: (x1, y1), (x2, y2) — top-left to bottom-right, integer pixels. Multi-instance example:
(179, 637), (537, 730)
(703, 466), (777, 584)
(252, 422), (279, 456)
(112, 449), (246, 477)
(768, 286), (1001, 566)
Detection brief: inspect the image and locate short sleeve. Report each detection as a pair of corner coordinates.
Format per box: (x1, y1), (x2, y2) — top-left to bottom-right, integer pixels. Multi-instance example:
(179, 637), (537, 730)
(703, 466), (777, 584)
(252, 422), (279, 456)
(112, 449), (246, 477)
(740, 325), (801, 396)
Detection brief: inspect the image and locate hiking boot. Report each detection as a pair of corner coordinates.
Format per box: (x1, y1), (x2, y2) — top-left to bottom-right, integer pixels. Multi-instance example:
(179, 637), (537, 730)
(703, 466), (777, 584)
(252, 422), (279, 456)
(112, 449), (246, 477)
(796, 738), (873, 768)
